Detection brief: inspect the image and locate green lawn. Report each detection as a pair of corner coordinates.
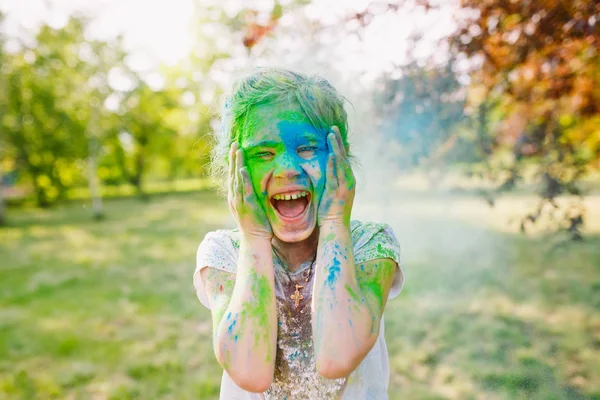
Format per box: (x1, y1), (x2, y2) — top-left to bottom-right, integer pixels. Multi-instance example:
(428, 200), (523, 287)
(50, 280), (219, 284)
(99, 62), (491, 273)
(1, 189), (599, 399)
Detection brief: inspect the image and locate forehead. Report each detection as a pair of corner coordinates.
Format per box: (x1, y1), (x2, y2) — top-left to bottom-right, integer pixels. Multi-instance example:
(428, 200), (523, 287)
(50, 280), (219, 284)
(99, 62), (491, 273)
(241, 103), (322, 147)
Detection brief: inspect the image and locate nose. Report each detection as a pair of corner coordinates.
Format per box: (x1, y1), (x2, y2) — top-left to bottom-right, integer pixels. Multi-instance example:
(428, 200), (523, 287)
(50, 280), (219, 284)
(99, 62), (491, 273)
(273, 152), (302, 180)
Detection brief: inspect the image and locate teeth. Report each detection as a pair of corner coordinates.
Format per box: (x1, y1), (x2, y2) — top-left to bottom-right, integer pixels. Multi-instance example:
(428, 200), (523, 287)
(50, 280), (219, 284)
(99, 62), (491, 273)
(273, 191), (309, 200)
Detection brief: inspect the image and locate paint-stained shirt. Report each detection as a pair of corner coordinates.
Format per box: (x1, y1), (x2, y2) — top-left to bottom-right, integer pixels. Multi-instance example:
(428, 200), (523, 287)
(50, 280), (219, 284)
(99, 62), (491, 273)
(194, 220), (404, 400)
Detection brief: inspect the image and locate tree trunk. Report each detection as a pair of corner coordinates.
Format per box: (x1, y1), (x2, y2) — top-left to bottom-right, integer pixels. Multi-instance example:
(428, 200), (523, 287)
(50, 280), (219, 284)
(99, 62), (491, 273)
(87, 107), (104, 219)
(132, 148), (147, 200)
(0, 168), (5, 226)
(87, 144), (104, 220)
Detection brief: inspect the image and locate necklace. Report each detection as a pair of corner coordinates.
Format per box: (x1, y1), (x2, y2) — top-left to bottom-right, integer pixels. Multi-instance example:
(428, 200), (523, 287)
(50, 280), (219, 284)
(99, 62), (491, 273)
(273, 248), (317, 309)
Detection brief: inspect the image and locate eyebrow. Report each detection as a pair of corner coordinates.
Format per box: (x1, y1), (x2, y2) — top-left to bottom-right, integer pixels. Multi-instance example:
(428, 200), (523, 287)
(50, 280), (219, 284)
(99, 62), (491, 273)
(243, 140), (280, 151)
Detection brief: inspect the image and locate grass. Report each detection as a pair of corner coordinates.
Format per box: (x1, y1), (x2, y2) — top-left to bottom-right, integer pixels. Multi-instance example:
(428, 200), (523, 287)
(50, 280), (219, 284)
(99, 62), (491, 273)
(1, 188), (599, 399)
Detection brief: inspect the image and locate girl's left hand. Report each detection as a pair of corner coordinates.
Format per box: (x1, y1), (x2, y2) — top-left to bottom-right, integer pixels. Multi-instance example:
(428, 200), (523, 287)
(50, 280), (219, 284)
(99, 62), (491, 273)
(317, 126), (356, 227)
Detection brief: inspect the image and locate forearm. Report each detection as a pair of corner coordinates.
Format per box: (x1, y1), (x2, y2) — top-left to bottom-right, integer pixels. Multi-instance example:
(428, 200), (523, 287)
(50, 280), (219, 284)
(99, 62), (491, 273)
(215, 236), (276, 392)
(311, 220), (377, 379)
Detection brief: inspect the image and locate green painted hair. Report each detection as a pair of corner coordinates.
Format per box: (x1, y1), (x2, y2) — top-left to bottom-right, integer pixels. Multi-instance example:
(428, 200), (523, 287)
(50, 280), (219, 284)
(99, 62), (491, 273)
(210, 67), (352, 194)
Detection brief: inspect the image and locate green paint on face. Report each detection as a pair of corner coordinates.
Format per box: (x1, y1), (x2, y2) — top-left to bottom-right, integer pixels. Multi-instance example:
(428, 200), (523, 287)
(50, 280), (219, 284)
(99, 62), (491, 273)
(239, 103), (329, 232)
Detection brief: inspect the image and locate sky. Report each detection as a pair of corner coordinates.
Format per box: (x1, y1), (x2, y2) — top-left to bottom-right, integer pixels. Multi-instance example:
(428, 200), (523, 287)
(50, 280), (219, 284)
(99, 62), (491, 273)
(0, 0), (457, 83)
(0, 0), (195, 66)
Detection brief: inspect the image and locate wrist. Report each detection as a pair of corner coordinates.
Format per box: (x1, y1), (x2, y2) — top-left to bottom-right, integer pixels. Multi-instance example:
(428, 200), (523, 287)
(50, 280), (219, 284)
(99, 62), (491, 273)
(240, 233), (272, 247)
(318, 216), (351, 230)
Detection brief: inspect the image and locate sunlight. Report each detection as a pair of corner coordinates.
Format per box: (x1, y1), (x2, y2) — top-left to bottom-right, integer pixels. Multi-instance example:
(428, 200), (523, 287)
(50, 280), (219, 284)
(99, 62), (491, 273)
(1, 0), (456, 82)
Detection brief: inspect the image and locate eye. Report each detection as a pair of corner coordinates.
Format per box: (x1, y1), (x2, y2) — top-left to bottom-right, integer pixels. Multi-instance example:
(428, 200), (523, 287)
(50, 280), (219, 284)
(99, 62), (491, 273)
(297, 146), (317, 158)
(254, 150), (275, 160)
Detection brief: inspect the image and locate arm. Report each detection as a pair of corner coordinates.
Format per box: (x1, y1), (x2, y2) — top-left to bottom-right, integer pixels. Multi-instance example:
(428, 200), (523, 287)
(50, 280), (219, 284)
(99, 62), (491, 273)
(311, 127), (398, 378)
(200, 143), (276, 392)
(312, 219), (397, 379)
(201, 236), (276, 392)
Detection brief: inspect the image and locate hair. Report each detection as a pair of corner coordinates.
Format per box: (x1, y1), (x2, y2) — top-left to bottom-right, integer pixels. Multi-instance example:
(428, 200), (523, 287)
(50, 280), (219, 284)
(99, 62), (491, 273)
(210, 67), (353, 195)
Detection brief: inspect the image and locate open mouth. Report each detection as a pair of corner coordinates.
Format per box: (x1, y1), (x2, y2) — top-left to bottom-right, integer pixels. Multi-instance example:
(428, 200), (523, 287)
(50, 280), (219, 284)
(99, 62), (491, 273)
(270, 190), (311, 220)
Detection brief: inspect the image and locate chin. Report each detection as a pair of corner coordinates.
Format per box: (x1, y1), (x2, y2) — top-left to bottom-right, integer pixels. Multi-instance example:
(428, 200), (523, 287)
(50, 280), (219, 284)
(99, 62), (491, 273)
(272, 218), (316, 243)
(268, 190), (317, 243)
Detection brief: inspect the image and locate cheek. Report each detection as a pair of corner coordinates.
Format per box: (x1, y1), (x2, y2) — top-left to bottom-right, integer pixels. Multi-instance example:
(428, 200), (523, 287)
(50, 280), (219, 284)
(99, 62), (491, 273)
(304, 152), (328, 193)
(247, 160), (273, 199)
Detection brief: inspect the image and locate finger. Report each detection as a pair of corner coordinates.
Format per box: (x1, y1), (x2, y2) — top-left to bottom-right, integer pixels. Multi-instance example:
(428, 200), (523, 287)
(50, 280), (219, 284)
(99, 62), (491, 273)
(329, 131), (347, 185)
(240, 167), (254, 203)
(326, 152), (337, 189)
(331, 126), (347, 158)
(236, 149), (244, 200)
(328, 132), (339, 156)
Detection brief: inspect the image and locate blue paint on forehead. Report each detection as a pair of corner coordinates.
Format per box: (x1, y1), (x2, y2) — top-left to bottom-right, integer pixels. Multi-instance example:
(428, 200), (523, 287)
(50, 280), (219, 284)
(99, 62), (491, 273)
(276, 120), (327, 149)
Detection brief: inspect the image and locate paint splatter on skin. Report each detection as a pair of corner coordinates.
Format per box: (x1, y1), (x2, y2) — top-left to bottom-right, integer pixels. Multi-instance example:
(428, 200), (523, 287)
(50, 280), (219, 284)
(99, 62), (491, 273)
(345, 283), (364, 304)
(227, 313), (238, 334)
(241, 272), (275, 361)
(240, 104), (329, 242)
(205, 269), (236, 342)
(356, 260), (396, 311)
(204, 90), (402, 396)
(219, 270), (275, 362)
(326, 257), (341, 289)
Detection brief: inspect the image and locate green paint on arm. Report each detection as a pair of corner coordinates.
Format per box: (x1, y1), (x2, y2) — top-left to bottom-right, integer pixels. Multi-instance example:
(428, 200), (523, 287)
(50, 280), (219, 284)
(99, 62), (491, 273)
(356, 259), (396, 311)
(239, 272), (275, 363)
(345, 283), (363, 303)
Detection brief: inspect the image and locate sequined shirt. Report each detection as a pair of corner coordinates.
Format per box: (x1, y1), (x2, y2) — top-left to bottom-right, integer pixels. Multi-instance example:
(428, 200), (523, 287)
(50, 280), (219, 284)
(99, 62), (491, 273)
(194, 220), (403, 400)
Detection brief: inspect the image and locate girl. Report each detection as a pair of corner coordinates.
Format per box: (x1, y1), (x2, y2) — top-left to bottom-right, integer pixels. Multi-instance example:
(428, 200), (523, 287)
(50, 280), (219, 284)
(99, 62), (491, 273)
(194, 68), (404, 399)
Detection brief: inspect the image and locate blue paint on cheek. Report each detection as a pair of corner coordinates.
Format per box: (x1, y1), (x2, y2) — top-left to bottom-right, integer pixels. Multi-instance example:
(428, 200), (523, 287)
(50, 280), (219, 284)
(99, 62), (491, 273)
(314, 151), (328, 197)
(277, 120), (328, 192)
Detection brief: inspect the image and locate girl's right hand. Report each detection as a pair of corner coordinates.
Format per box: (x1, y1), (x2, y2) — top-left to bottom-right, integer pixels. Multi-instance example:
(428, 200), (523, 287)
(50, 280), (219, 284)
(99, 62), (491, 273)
(228, 142), (273, 240)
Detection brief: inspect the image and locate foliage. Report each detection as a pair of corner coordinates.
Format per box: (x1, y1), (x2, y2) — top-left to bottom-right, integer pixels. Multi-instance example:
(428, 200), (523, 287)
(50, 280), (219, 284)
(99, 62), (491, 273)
(447, 0), (600, 237)
(2, 19), (90, 207)
(0, 13), (218, 209)
(332, 0), (600, 237)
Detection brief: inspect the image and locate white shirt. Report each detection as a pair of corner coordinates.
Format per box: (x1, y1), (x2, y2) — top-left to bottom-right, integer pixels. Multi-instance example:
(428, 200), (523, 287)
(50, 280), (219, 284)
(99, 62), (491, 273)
(194, 220), (404, 400)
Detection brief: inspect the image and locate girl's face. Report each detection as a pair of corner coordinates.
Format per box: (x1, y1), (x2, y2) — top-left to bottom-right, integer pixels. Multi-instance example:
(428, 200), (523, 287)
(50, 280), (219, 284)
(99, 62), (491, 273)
(240, 103), (329, 243)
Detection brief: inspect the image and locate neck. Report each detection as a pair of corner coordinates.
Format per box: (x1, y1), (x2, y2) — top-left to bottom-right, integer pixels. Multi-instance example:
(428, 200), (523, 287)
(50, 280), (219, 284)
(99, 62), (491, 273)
(271, 227), (319, 272)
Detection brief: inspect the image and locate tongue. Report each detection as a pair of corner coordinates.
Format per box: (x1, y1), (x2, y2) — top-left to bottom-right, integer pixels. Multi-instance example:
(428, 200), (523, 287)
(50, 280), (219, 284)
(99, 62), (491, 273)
(274, 198), (308, 218)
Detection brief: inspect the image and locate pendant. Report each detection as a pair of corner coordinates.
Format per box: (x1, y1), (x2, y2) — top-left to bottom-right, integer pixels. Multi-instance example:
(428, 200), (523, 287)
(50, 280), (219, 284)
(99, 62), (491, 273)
(290, 284), (304, 308)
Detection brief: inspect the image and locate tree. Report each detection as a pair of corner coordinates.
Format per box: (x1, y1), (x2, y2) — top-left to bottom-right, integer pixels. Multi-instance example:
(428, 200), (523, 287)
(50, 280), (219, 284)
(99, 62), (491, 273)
(2, 18), (98, 207)
(0, 11), (6, 225)
(77, 37), (128, 219)
(447, 0), (600, 237)
(109, 81), (182, 197)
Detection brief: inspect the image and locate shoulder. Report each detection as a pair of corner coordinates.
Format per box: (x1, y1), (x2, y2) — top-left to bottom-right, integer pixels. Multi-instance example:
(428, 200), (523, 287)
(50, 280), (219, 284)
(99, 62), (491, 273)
(199, 228), (241, 248)
(351, 220), (405, 300)
(196, 228), (241, 275)
(351, 220), (396, 240)
(350, 220), (401, 265)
